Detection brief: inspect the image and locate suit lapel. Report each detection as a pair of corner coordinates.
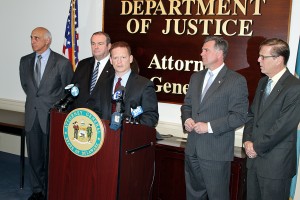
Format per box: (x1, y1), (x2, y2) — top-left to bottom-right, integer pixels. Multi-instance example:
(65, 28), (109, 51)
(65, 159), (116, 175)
(39, 51), (56, 89)
(198, 70), (206, 103)
(257, 70), (290, 118)
(28, 54), (37, 88)
(201, 66), (227, 103)
(124, 72), (136, 103)
(87, 59), (96, 95)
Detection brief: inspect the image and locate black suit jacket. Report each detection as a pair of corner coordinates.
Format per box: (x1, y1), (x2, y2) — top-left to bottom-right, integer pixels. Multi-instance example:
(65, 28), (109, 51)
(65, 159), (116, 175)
(243, 69), (300, 179)
(71, 57), (114, 112)
(97, 71), (159, 127)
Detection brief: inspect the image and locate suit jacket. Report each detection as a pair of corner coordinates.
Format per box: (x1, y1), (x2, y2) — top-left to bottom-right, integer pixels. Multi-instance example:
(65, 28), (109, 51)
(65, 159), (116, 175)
(97, 71), (159, 127)
(243, 69), (300, 179)
(181, 66), (249, 161)
(19, 50), (73, 133)
(71, 57), (114, 112)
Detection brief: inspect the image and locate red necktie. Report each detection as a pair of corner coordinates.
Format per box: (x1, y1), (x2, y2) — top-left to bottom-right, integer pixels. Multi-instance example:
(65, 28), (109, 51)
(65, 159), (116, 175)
(112, 77), (122, 113)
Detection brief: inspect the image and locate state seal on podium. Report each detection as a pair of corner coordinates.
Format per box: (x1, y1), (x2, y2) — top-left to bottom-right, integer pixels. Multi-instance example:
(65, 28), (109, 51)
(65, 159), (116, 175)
(63, 108), (105, 157)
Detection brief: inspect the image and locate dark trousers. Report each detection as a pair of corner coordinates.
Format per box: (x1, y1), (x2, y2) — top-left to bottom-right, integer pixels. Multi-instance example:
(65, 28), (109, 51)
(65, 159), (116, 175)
(185, 153), (231, 200)
(26, 116), (48, 194)
(247, 168), (292, 200)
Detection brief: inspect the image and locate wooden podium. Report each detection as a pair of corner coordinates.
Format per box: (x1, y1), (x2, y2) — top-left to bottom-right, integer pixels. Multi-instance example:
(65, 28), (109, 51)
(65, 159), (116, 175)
(47, 109), (156, 200)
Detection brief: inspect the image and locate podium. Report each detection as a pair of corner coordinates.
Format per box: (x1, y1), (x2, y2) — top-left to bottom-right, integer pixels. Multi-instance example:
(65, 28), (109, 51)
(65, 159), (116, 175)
(47, 109), (156, 200)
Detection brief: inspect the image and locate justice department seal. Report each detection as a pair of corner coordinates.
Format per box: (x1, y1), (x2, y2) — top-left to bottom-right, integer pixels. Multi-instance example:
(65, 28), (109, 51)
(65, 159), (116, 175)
(63, 108), (105, 157)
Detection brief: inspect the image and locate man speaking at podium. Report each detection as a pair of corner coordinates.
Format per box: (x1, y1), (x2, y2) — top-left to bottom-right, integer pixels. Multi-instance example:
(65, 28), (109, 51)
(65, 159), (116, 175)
(98, 41), (159, 128)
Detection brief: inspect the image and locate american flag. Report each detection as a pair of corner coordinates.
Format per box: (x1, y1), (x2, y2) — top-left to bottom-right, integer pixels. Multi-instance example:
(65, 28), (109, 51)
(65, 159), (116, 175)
(63, 0), (79, 71)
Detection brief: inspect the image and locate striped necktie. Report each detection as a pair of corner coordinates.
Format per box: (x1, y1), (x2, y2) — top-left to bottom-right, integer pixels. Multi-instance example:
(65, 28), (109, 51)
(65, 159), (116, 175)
(90, 62), (100, 94)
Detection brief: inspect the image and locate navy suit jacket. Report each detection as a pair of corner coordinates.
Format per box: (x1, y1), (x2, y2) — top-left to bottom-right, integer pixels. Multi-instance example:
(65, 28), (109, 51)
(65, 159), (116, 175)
(71, 57), (114, 112)
(243, 69), (300, 179)
(181, 66), (249, 161)
(97, 71), (159, 127)
(19, 50), (73, 133)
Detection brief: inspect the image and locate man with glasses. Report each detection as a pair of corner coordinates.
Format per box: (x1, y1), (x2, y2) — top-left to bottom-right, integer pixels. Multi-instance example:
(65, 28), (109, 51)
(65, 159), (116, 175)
(243, 38), (300, 200)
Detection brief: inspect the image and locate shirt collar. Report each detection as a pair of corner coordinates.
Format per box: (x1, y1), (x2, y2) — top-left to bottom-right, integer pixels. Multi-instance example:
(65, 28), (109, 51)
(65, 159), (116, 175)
(95, 54), (110, 67)
(208, 63), (224, 76)
(270, 68), (287, 85)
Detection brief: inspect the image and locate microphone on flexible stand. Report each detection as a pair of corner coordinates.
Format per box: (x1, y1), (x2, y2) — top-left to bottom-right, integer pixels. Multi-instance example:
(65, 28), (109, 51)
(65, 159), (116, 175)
(54, 83), (79, 112)
(130, 100), (143, 125)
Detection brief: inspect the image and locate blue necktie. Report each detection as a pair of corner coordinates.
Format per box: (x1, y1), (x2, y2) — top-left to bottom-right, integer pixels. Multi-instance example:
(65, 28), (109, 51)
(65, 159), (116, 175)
(263, 79), (273, 101)
(90, 62), (100, 94)
(201, 71), (214, 102)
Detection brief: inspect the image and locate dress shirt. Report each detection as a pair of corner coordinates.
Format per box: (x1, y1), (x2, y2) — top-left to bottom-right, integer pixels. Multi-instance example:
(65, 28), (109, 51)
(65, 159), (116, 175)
(94, 54), (110, 81)
(206, 64), (224, 133)
(112, 69), (131, 94)
(268, 68), (287, 92)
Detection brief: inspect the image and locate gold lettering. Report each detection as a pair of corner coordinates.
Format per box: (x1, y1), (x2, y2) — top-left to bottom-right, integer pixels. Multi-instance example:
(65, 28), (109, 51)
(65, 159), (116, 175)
(169, 0), (182, 15)
(196, 0), (215, 15)
(251, 0), (266, 15)
(238, 19), (253, 36)
(217, 0), (230, 15)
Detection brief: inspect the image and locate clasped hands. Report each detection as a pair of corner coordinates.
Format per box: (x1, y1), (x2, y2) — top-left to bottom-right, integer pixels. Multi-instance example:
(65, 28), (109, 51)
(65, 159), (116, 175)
(244, 141), (257, 159)
(184, 118), (208, 134)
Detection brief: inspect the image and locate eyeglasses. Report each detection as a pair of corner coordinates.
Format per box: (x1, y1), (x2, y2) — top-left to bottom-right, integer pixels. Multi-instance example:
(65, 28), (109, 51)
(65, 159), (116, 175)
(258, 55), (278, 60)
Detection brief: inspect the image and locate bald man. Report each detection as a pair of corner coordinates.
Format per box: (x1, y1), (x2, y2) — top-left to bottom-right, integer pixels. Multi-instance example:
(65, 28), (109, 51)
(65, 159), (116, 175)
(19, 27), (73, 200)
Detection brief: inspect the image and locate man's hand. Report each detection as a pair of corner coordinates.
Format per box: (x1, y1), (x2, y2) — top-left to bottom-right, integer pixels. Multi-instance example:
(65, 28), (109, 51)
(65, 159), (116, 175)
(193, 122), (208, 134)
(184, 118), (195, 132)
(244, 141), (257, 158)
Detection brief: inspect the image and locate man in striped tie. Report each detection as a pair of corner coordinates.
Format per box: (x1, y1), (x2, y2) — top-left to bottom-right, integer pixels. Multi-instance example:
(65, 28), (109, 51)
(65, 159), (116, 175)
(71, 31), (115, 114)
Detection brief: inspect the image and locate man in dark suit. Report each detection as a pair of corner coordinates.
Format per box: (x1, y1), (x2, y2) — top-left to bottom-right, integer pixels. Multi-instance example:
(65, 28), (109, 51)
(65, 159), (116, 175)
(181, 36), (249, 200)
(243, 38), (300, 200)
(71, 31), (114, 113)
(98, 41), (158, 127)
(19, 27), (73, 200)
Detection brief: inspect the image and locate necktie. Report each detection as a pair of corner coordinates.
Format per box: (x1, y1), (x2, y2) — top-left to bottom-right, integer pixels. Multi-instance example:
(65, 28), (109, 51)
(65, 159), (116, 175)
(263, 79), (273, 102)
(34, 55), (42, 87)
(90, 62), (100, 94)
(201, 71), (214, 101)
(112, 77), (122, 113)
(114, 77), (122, 93)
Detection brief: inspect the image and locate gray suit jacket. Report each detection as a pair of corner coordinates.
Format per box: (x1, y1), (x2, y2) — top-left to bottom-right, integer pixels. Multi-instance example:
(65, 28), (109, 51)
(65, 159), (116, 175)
(243, 70), (300, 179)
(19, 50), (73, 133)
(181, 66), (249, 161)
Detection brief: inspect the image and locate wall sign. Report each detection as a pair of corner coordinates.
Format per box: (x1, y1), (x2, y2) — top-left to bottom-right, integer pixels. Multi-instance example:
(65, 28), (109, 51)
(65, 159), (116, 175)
(104, 0), (291, 104)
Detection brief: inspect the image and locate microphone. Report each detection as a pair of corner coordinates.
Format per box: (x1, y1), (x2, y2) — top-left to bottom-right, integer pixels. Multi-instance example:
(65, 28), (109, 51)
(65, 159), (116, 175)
(110, 86), (126, 130)
(130, 100), (143, 124)
(112, 86), (125, 102)
(54, 83), (79, 111)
